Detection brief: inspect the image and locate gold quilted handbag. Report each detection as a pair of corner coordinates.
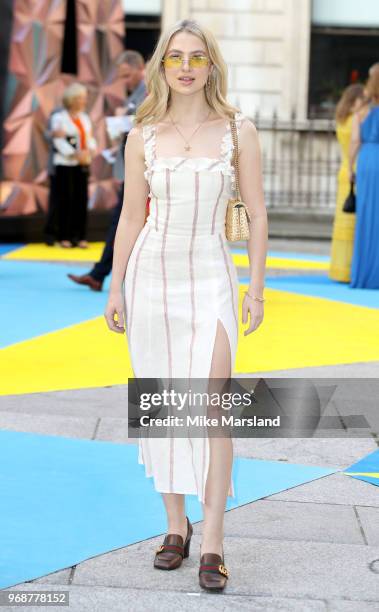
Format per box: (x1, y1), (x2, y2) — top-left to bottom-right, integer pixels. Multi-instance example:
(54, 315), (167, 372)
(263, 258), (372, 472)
(225, 116), (251, 241)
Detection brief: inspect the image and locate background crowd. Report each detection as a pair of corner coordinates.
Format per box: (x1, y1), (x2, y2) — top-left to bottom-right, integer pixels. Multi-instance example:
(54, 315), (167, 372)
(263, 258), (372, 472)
(42, 49), (379, 291)
(329, 62), (379, 289)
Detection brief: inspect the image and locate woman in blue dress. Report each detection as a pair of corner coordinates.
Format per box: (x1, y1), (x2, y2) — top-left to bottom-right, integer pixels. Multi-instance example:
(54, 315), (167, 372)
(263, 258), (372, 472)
(349, 64), (379, 289)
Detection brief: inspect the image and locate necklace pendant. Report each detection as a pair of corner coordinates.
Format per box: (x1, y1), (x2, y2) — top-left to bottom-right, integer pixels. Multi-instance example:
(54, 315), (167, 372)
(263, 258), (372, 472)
(184, 144), (191, 151)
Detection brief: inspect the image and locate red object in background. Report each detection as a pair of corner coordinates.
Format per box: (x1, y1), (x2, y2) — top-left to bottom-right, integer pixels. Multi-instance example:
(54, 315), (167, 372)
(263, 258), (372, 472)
(350, 69), (359, 83)
(145, 196), (150, 223)
(71, 116), (87, 149)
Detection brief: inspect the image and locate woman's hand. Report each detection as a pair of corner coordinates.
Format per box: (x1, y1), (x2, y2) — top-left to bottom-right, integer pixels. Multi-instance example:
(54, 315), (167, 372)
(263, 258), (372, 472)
(242, 293), (264, 336)
(76, 149), (92, 165)
(104, 291), (126, 334)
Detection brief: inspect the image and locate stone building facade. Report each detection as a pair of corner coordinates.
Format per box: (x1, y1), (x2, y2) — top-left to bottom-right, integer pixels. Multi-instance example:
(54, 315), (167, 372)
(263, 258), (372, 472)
(162, 0), (312, 121)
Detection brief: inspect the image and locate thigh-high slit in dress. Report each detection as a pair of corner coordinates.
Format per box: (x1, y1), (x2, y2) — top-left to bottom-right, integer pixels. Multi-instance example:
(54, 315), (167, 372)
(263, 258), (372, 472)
(124, 112), (245, 503)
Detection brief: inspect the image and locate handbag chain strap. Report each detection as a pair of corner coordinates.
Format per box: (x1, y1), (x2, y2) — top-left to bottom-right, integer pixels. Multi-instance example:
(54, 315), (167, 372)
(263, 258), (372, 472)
(230, 115), (241, 200)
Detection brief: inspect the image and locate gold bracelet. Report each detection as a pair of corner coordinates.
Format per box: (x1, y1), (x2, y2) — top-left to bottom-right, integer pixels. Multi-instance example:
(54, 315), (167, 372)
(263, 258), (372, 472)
(244, 291), (265, 302)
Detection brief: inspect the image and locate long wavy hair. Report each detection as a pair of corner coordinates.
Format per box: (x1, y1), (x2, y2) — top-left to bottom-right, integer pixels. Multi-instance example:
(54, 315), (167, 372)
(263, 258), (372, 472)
(134, 19), (240, 126)
(366, 63), (379, 104)
(335, 83), (365, 123)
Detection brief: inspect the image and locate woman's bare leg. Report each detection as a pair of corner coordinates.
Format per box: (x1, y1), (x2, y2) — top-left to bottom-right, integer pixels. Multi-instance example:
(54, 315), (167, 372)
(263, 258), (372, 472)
(201, 319), (233, 557)
(161, 493), (188, 541)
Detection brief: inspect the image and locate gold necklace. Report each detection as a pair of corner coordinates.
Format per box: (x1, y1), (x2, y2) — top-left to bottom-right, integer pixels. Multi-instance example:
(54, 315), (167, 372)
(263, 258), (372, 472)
(169, 109), (212, 152)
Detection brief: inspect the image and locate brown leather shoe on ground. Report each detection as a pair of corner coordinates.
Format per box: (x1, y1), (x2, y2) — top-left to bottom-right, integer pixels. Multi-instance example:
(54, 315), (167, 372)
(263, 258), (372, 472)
(67, 273), (103, 292)
(154, 516), (193, 570)
(199, 551), (229, 591)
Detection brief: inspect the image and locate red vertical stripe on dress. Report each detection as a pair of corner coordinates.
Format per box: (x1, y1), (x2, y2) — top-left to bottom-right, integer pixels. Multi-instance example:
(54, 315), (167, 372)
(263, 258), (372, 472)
(163, 168), (174, 491)
(188, 171), (200, 381)
(211, 172), (224, 234)
(219, 235), (238, 329)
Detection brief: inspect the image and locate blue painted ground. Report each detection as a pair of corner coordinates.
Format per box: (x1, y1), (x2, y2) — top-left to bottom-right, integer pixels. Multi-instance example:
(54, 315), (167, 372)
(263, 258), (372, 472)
(0, 429), (339, 589)
(0, 260), (110, 348)
(240, 274), (379, 309)
(1, 260), (378, 350)
(0, 244), (25, 256)
(344, 448), (379, 487)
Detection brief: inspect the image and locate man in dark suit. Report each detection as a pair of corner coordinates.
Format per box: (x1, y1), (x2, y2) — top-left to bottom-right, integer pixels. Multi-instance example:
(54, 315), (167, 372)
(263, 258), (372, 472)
(67, 50), (147, 290)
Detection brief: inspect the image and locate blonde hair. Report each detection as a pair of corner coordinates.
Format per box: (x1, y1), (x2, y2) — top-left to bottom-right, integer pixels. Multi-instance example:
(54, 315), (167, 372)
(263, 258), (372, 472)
(134, 18), (240, 126)
(62, 83), (87, 109)
(335, 83), (365, 123)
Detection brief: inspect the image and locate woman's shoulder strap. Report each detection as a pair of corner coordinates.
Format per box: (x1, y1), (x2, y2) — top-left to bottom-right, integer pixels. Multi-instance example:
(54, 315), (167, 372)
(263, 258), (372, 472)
(140, 121), (156, 181)
(232, 111), (245, 129)
(221, 111), (244, 165)
(141, 121), (157, 167)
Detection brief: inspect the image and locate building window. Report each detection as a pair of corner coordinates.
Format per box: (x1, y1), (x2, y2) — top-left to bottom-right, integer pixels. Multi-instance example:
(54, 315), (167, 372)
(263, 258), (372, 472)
(124, 14), (161, 61)
(308, 0), (379, 118)
(308, 26), (379, 118)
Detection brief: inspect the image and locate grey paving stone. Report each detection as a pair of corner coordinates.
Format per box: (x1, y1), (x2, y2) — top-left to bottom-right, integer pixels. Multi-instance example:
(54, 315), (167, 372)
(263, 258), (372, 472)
(329, 381), (379, 403)
(72, 533), (201, 591)
(232, 437), (375, 469)
(0, 413), (96, 439)
(327, 601), (379, 611)
(29, 568), (71, 585)
(241, 363), (379, 378)
(0, 386), (129, 419)
(356, 507), (379, 545)
(71, 535), (379, 601)
(266, 238), (332, 255)
(3, 584), (329, 612)
(332, 398), (379, 432)
(268, 472), (379, 507)
(190, 501), (365, 545)
(96, 418), (136, 443)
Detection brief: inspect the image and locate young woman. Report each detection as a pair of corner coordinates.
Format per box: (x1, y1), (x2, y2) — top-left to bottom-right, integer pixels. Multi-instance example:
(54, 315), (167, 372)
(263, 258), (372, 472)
(105, 19), (268, 591)
(329, 83), (364, 282)
(349, 63), (379, 289)
(51, 83), (96, 248)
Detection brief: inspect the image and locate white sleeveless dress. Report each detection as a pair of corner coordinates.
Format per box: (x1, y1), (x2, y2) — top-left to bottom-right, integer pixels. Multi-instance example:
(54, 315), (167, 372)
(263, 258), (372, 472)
(124, 112), (245, 503)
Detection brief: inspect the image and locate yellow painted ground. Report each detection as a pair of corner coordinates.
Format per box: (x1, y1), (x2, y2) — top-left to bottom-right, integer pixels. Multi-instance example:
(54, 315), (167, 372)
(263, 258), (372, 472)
(0, 317), (133, 395)
(3, 243), (330, 271)
(232, 253), (330, 271)
(1, 286), (378, 395)
(343, 473), (379, 478)
(3, 243), (105, 262)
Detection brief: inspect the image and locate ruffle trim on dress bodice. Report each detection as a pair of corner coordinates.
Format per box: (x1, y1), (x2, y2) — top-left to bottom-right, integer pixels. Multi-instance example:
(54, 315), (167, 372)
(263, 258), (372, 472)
(142, 111), (245, 183)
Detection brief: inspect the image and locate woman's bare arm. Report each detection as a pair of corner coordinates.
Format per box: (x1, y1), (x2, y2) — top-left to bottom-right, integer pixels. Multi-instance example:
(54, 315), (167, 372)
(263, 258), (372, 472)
(236, 118), (268, 335)
(105, 125), (149, 332)
(349, 112), (361, 179)
(238, 119), (268, 299)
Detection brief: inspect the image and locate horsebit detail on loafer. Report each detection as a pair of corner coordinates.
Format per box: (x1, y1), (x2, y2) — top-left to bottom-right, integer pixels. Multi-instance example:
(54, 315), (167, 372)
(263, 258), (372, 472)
(199, 563), (229, 578)
(155, 543), (184, 555)
(218, 564), (228, 577)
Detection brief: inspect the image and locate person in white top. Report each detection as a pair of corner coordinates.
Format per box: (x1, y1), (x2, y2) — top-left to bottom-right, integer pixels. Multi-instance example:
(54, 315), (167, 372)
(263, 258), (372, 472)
(50, 83), (97, 248)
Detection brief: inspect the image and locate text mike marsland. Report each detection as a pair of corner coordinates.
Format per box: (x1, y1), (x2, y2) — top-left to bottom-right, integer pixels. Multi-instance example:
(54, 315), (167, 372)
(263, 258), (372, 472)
(139, 415), (281, 427)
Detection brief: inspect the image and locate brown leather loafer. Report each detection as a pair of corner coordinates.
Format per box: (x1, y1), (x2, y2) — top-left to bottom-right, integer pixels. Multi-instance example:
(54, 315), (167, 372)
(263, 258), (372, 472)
(199, 551), (229, 591)
(67, 273), (103, 292)
(154, 516), (193, 570)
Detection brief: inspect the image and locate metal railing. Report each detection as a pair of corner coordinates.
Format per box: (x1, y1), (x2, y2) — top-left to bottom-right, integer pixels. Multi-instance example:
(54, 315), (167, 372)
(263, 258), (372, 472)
(253, 110), (340, 211)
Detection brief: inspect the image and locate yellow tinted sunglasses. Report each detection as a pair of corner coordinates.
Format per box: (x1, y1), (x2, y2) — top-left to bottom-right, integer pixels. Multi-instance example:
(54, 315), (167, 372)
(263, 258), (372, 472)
(162, 55), (210, 69)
